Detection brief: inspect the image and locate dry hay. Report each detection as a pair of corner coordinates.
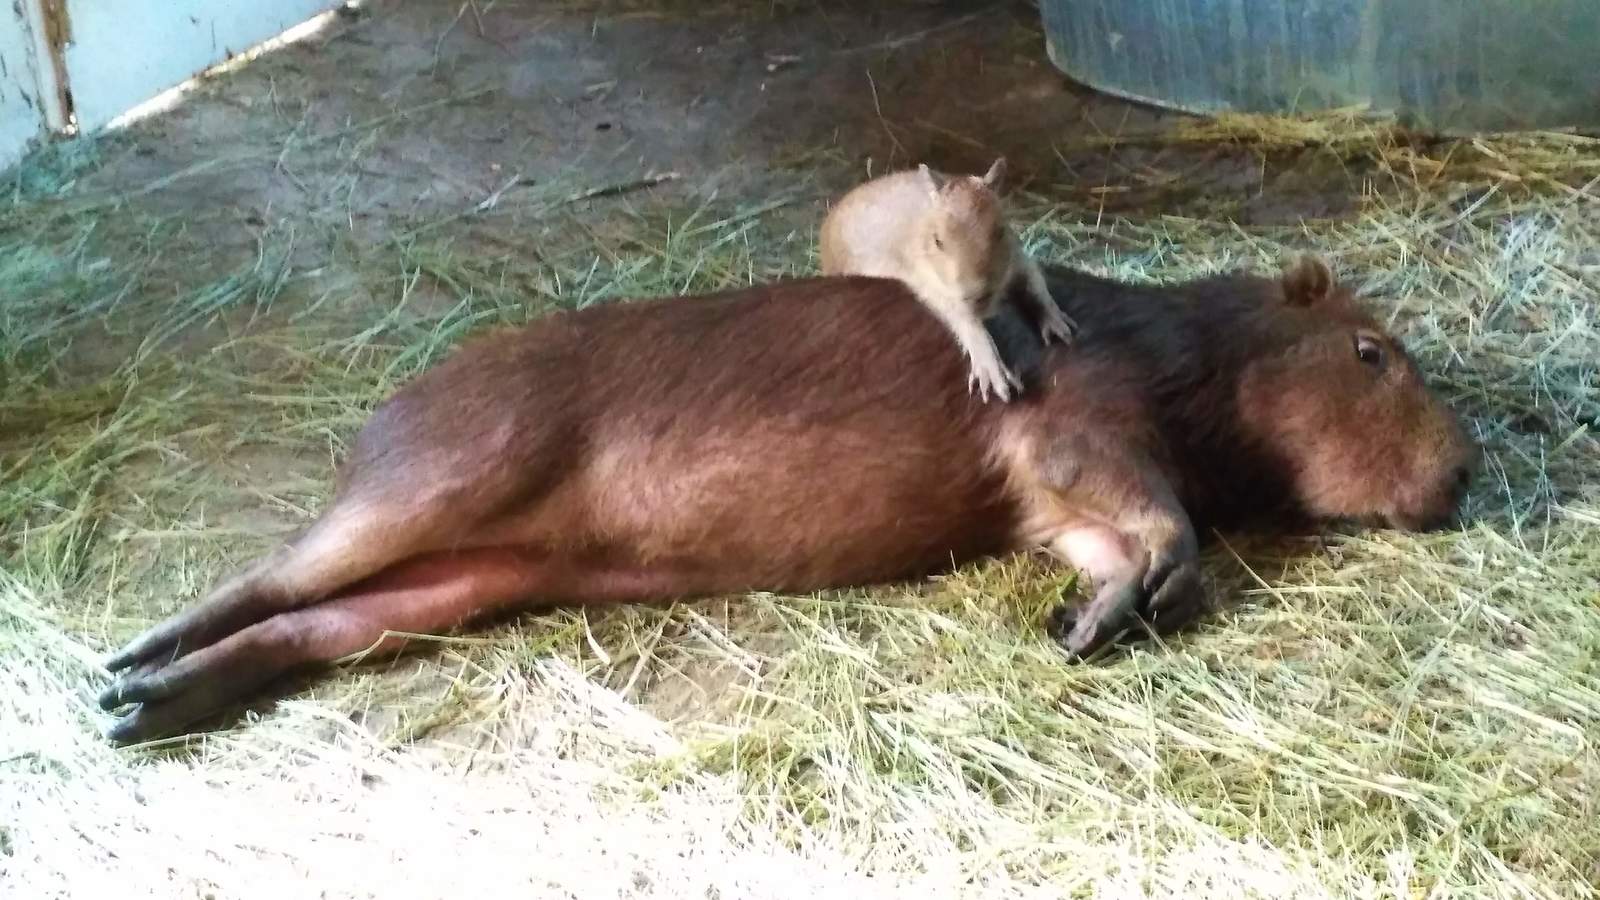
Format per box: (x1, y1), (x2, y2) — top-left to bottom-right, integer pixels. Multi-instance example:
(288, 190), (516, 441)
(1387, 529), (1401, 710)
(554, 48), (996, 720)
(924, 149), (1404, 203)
(2, 107), (1598, 899)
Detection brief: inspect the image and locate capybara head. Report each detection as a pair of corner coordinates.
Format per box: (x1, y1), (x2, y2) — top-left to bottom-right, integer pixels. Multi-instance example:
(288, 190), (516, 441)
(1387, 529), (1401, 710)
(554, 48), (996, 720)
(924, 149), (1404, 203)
(915, 159), (1011, 300)
(1237, 257), (1477, 530)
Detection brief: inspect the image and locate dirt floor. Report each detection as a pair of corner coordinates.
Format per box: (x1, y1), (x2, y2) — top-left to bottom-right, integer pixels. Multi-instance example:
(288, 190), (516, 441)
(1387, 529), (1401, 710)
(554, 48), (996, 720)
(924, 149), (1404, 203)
(52, 0), (1364, 338)
(4, 1), (1599, 898)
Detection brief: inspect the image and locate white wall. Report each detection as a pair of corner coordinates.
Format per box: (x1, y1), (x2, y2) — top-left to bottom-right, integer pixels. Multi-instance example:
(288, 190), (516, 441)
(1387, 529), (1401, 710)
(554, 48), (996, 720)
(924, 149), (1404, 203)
(0, 4), (50, 172)
(62, 0), (343, 131)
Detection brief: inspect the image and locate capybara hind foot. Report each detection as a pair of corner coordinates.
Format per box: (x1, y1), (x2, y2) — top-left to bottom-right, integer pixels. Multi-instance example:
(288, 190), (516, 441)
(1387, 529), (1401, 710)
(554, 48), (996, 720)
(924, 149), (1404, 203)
(1039, 306), (1077, 345)
(100, 634), (305, 744)
(102, 572), (273, 675)
(1018, 253), (1077, 346)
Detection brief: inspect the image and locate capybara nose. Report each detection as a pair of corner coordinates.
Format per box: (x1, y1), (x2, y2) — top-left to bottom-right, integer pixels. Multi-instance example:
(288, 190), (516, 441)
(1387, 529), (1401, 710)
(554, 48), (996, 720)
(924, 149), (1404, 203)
(1450, 465), (1473, 510)
(1426, 466), (1474, 531)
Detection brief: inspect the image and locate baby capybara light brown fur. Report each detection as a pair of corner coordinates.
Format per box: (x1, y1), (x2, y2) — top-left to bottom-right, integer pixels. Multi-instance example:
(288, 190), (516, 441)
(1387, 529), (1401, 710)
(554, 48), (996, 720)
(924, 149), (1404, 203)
(98, 257), (1475, 743)
(819, 158), (1075, 403)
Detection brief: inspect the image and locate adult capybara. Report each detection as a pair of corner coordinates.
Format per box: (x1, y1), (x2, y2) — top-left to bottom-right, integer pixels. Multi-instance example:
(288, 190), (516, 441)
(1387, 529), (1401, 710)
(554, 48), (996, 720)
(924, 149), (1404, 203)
(98, 257), (1475, 743)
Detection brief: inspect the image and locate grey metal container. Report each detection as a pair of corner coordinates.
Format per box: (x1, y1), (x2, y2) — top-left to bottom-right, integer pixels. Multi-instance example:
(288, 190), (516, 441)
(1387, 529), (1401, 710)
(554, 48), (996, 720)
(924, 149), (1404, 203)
(1039, 0), (1600, 134)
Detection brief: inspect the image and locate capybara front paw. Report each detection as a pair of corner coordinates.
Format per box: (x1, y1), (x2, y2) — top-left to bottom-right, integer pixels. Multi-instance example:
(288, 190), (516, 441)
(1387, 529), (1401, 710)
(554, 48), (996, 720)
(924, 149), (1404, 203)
(1047, 601), (1119, 660)
(1139, 557), (1207, 639)
(1047, 573), (1144, 660)
(1045, 558), (1206, 664)
(1045, 603), (1082, 657)
(1047, 602), (1120, 662)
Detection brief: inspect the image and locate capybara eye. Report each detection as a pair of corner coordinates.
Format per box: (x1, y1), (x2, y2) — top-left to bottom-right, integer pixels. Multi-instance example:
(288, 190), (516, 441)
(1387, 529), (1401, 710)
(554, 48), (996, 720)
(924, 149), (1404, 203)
(1355, 333), (1385, 368)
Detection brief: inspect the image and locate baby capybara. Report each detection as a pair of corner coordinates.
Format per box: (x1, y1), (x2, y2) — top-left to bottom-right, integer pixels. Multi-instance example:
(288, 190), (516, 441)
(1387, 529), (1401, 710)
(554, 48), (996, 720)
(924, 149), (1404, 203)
(97, 257), (1475, 742)
(819, 157), (1074, 402)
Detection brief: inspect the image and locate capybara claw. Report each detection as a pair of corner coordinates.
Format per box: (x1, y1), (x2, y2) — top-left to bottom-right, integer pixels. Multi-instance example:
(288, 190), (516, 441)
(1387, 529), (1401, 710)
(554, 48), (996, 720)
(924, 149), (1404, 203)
(103, 623), (172, 673)
(1141, 559), (1207, 637)
(104, 645), (142, 673)
(102, 704), (193, 746)
(97, 681), (128, 711)
(102, 710), (146, 745)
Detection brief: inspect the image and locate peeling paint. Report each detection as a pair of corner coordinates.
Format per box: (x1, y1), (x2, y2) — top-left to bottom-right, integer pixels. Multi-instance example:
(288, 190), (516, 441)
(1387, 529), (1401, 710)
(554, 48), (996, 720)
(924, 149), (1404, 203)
(36, 0), (71, 126)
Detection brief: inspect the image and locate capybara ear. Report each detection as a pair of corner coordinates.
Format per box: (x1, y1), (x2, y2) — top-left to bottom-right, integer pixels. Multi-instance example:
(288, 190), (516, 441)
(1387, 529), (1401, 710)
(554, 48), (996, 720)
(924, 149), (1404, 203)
(917, 163), (944, 195)
(1281, 255), (1335, 307)
(981, 157), (1007, 189)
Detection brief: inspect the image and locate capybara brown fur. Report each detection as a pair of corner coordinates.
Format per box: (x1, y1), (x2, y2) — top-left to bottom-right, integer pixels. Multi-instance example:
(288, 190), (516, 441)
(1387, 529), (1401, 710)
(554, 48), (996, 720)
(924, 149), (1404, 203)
(97, 257), (1476, 743)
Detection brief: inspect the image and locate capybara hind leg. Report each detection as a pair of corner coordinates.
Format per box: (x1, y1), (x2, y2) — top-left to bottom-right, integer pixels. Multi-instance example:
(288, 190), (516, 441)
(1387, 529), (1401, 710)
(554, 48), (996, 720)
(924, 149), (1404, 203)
(102, 497), (450, 679)
(100, 548), (722, 744)
(101, 547), (552, 743)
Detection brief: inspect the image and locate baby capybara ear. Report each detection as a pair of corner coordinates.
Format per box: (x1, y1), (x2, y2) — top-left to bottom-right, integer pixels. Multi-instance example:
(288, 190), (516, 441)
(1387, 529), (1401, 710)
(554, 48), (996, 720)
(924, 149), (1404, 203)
(981, 157), (1007, 190)
(1281, 255), (1335, 307)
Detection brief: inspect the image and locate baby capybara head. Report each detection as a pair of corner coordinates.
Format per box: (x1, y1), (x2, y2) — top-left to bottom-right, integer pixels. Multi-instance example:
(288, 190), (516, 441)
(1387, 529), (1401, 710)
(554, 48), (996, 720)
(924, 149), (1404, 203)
(916, 158), (1012, 300)
(1237, 257), (1477, 531)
